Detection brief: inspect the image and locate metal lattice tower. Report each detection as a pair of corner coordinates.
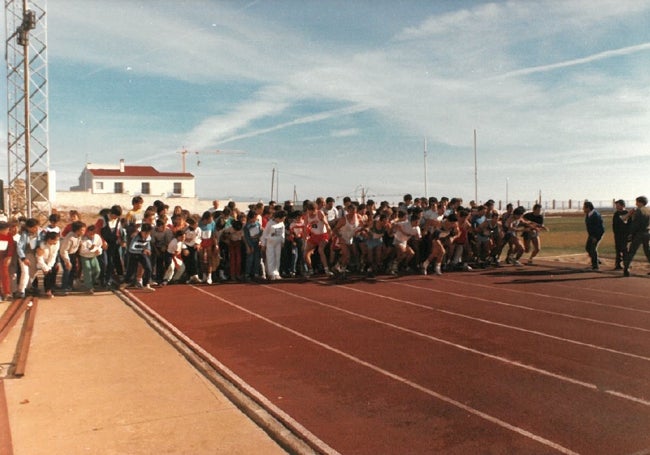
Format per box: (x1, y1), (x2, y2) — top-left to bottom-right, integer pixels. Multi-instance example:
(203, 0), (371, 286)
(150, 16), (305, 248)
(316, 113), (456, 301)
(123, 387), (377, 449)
(4, 0), (50, 218)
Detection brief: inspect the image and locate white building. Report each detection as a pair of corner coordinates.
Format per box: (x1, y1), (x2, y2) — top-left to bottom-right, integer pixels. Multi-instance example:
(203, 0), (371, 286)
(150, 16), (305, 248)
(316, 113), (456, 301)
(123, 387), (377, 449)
(71, 159), (196, 198)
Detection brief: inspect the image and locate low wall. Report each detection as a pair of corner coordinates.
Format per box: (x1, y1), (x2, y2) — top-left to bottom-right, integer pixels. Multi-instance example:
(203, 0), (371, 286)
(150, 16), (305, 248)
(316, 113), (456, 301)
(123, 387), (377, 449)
(53, 191), (256, 216)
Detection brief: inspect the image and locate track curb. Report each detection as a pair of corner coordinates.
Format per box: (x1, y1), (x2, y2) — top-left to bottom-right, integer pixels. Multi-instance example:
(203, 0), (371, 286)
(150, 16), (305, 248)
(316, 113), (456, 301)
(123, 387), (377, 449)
(115, 289), (340, 455)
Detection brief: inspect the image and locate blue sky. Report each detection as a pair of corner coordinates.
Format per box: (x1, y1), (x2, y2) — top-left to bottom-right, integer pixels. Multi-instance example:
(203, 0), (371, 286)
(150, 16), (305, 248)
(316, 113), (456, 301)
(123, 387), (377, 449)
(2, 0), (650, 204)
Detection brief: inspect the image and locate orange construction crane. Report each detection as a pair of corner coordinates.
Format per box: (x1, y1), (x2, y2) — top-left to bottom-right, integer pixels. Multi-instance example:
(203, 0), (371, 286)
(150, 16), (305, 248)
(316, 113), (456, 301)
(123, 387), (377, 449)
(177, 148), (246, 173)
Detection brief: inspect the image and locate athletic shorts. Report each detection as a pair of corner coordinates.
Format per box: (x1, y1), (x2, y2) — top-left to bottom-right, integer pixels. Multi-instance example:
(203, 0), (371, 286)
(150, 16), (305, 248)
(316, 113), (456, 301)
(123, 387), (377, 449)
(366, 237), (383, 249)
(307, 232), (329, 246)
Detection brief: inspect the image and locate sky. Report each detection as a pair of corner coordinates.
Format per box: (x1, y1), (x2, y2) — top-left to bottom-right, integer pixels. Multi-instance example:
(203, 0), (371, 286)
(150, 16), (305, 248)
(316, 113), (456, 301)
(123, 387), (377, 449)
(2, 0), (650, 205)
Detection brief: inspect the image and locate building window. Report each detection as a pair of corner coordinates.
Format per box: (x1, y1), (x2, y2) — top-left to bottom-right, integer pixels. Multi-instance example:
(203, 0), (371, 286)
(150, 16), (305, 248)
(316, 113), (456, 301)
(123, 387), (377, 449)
(141, 182), (150, 194)
(114, 182), (124, 193)
(95, 181), (104, 191)
(173, 182), (182, 195)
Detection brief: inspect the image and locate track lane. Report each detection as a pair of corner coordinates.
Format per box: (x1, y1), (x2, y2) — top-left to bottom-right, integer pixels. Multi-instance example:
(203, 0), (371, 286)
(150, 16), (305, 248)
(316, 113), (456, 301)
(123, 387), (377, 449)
(272, 281), (650, 404)
(136, 286), (559, 454)
(136, 278), (650, 455)
(366, 277), (650, 359)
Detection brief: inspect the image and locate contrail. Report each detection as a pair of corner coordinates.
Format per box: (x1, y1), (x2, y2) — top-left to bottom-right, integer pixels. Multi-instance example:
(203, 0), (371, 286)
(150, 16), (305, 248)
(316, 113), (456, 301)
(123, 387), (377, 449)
(492, 41), (650, 80)
(216, 104), (371, 145)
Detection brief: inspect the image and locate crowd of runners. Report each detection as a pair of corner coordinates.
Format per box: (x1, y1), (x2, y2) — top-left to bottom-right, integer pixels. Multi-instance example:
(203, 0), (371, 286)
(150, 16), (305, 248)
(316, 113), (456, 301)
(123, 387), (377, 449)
(0, 192), (647, 298)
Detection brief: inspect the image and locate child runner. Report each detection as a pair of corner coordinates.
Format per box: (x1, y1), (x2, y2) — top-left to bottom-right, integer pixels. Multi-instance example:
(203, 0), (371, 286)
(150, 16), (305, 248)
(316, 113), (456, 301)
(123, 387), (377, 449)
(0, 221), (16, 300)
(78, 225), (103, 294)
(390, 212), (421, 275)
(36, 231), (60, 298)
(261, 210), (286, 280)
(243, 210), (263, 282)
(162, 230), (187, 284)
(183, 217), (202, 283)
(17, 218), (46, 297)
(503, 206), (527, 266)
(150, 219), (173, 285)
(120, 223), (155, 291)
(198, 211), (218, 284)
(522, 203), (548, 264)
(288, 210), (306, 277)
(302, 201), (333, 277)
(59, 221), (85, 292)
(363, 213), (390, 277)
(421, 230), (446, 276)
(225, 220), (245, 281)
(332, 204), (364, 274)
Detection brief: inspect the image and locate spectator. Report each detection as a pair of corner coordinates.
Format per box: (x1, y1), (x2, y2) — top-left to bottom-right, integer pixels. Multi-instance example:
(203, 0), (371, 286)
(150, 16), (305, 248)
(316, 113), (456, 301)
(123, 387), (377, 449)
(623, 196), (650, 277)
(583, 201), (605, 270)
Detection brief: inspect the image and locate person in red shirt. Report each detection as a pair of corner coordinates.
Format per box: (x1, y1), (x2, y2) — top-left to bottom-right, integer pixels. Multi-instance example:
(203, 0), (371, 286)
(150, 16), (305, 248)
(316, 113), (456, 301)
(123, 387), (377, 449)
(0, 221), (16, 300)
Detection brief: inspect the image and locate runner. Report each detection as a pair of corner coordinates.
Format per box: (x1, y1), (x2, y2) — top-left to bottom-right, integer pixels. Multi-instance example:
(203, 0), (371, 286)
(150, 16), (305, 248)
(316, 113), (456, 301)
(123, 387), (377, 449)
(303, 201), (333, 277)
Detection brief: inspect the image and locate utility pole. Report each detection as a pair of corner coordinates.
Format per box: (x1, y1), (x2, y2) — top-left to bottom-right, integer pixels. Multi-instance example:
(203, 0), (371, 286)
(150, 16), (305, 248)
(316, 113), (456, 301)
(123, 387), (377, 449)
(5, 0), (50, 218)
(423, 137), (428, 199)
(177, 148), (246, 173)
(270, 165), (275, 202)
(473, 129), (478, 203)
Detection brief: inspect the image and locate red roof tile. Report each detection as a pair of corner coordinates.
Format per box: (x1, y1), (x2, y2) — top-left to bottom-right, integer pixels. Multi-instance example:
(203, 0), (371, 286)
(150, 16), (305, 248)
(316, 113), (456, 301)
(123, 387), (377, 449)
(89, 166), (193, 178)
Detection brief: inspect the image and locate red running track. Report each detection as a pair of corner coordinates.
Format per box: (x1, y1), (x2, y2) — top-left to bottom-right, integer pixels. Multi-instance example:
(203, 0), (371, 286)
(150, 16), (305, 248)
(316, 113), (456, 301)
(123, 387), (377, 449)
(128, 262), (650, 454)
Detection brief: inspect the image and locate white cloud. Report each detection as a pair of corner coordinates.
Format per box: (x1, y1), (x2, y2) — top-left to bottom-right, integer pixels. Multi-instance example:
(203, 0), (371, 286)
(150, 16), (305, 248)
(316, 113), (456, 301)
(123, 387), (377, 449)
(331, 128), (359, 138)
(30, 1), (650, 201)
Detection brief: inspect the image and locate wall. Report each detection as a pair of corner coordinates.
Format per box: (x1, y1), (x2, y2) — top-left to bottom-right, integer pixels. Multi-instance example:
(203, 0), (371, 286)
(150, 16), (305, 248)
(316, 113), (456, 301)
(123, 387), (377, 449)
(90, 176), (196, 198)
(53, 191), (256, 216)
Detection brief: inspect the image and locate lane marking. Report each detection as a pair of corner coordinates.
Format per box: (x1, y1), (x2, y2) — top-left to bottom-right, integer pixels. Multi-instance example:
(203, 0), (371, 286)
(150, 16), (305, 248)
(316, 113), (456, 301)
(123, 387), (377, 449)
(268, 286), (650, 408)
(439, 275), (650, 315)
(382, 280), (650, 334)
(550, 280), (650, 305)
(338, 285), (650, 363)
(124, 290), (341, 455)
(195, 287), (580, 455)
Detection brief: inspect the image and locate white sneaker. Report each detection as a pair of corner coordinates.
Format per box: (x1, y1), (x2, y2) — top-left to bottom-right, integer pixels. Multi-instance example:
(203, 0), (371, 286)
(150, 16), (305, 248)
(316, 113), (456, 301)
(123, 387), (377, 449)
(206, 275), (213, 284)
(189, 275), (201, 284)
(434, 265), (442, 275)
(144, 284), (155, 292)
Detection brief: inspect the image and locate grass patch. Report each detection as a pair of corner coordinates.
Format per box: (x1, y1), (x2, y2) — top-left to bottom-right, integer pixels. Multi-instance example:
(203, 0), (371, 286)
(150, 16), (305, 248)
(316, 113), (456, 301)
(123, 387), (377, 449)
(539, 214), (615, 258)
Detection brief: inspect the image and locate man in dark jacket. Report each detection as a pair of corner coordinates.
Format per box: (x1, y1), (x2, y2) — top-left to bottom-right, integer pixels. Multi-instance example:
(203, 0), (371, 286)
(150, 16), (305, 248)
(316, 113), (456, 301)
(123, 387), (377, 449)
(583, 201), (605, 270)
(623, 196), (650, 277)
(612, 199), (628, 270)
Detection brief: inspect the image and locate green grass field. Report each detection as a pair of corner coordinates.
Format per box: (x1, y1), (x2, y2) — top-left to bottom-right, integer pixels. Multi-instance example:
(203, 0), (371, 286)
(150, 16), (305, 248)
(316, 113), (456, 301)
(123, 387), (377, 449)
(539, 214), (615, 258)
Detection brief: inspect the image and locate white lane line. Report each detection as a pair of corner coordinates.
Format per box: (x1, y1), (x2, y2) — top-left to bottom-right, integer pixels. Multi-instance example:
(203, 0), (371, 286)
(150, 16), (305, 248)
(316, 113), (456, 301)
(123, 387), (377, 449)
(439, 276), (650, 315)
(269, 286), (650, 408)
(340, 285), (650, 363)
(198, 287), (580, 455)
(551, 280), (650, 305)
(382, 280), (650, 334)
(126, 290), (341, 455)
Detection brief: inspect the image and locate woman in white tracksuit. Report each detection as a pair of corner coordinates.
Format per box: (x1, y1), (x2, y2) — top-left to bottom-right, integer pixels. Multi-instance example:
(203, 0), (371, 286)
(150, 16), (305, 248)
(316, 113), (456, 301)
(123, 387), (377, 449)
(261, 210), (286, 281)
